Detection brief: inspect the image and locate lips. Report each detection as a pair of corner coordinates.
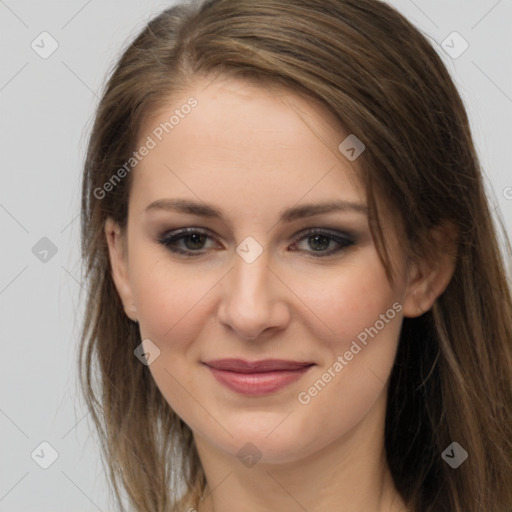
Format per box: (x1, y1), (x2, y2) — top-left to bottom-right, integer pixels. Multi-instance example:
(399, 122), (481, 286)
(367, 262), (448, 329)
(202, 358), (315, 396)
(203, 358), (314, 373)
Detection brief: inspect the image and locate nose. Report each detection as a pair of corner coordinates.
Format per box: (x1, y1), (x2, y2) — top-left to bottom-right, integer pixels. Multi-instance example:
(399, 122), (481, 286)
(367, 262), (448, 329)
(216, 247), (290, 341)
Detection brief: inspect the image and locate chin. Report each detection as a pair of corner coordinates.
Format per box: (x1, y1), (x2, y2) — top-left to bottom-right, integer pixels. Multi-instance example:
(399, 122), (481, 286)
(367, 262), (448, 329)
(199, 417), (324, 466)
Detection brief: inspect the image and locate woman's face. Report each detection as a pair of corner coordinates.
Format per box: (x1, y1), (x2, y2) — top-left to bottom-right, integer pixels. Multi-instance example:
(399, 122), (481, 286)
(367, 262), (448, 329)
(106, 76), (427, 465)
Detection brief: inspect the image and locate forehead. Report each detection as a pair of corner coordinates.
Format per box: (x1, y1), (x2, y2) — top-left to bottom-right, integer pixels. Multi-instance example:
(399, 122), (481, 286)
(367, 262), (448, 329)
(130, 76), (366, 217)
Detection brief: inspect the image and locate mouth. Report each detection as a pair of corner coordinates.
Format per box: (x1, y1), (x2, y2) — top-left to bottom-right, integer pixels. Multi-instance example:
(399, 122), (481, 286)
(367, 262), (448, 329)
(202, 359), (315, 395)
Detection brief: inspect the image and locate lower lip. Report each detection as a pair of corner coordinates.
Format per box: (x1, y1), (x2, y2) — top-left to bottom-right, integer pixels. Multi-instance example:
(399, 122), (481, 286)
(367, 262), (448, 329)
(205, 365), (313, 396)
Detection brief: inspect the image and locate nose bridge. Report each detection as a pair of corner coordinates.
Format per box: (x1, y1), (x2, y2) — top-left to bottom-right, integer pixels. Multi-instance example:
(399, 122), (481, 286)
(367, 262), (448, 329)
(217, 240), (287, 339)
(230, 243), (272, 307)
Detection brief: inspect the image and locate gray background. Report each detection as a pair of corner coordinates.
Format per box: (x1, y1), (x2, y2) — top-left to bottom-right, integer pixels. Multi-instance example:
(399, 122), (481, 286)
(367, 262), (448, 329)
(1, 1), (511, 510)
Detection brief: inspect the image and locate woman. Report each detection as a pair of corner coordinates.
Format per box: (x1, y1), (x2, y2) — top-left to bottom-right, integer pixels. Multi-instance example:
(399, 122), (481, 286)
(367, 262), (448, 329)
(79, 1), (512, 511)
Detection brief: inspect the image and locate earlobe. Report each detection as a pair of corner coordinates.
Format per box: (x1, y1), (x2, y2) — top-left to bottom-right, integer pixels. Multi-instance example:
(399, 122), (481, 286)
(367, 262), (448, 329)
(402, 222), (458, 318)
(104, 217), (138, 322)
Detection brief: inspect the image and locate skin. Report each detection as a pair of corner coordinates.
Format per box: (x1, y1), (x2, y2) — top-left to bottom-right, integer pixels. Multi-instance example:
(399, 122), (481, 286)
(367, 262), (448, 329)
(105, 76), (456, 512)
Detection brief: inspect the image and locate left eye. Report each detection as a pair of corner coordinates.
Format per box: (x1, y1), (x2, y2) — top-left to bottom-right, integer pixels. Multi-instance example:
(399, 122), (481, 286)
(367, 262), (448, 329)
(289, 229), (356, 257)
(158, 228), (355, 258)
(291, 231), (354, 256)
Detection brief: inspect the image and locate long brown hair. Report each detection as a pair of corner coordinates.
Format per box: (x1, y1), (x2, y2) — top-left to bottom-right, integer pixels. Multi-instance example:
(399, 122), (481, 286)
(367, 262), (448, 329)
(79, 1), (512, 511)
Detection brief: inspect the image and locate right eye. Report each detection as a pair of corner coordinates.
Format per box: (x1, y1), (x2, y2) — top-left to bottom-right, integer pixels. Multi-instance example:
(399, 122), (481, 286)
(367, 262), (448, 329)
(158, 228), (220, 256)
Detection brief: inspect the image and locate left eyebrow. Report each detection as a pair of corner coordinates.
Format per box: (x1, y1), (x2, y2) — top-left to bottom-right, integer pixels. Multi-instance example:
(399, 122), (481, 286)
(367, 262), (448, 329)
(144, 198), (368, 222)
(279, 200), (368, 222)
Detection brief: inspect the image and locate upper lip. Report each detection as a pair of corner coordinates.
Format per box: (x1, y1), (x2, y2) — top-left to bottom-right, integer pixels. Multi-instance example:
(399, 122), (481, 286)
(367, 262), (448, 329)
(203, 358), (314, 373)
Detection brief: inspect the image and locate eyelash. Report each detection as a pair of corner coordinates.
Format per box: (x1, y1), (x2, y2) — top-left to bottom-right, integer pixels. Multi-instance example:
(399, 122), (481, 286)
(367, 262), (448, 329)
(157, 227), (356, 258)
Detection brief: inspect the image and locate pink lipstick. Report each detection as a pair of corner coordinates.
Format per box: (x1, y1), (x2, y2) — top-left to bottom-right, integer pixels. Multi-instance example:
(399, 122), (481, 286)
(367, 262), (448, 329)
(203, 359), (314, 396)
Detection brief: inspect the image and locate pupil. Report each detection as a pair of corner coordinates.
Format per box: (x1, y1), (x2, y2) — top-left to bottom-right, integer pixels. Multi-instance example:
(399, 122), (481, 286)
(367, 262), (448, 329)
(310, 234), (330, 251)
(186, 233), (205, 249)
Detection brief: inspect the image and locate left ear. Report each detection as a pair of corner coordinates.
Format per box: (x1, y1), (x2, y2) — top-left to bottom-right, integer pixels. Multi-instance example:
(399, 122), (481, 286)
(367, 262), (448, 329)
(402, 221), (458, 318)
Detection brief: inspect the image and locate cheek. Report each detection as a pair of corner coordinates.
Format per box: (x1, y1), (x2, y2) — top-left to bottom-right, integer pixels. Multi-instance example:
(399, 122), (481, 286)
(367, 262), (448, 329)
(291, 249), (401, 352)
(129, 253), (215, 426)
(129, 246), (219, 347)
(287, 251), (403, 434)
